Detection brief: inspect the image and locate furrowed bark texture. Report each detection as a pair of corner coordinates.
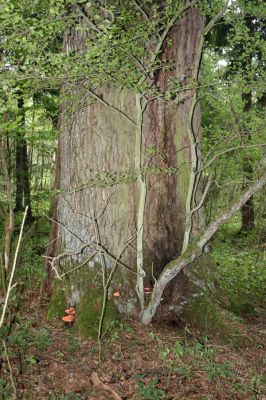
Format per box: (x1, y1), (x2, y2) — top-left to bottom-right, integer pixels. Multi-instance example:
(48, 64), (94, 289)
(143, 9), (203, 272)
(49, 8), (204, 317)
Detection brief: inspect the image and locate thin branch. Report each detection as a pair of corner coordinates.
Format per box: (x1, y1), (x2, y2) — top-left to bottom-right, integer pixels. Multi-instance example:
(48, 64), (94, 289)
(190, 178), (212, 215)
(43, 211), (87, 244)
(204, 1), (230, 35)
(2, 340), (16, 399)
(76, 4), (102, 34)
(200, 143), (266, 173)
(86, 88), (137, 127)
(106, 234), (138, 289)
(134, 94), (147, 311)
(98, 233), (137, 349)
(133, 0), (151, 24)
(0, 207), (28, 328)
(96, 217), (107, 353)
(90, 372), (122, 400)
(93, 241), (142, 276)
(62, 190), (114, 221)
(181, 8), (204, 253)
(43, 240), (96, 280)
(139, 1), (197, 86)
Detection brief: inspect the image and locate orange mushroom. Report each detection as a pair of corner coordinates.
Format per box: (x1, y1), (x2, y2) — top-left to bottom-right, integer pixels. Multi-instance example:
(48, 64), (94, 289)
(62, 315), (75, 327)
(112, 290), (121, 297)
(144, 286), (152, 294)
(65, 307), (76, 315)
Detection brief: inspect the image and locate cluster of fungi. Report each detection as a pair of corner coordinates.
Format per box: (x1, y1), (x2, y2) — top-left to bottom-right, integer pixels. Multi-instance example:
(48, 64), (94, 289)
(62, 307), (76, 327)
(112, 286), (152, 298)
(144, 286), (152, 295)
(61, 287), (154, 327)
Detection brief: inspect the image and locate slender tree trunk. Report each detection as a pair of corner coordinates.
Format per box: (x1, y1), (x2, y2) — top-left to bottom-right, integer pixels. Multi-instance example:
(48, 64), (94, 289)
(241, 91), (255, 231)
(15, 96), (32, 222)
(0, 113), (14, 293)
(240, 17), (255, 232)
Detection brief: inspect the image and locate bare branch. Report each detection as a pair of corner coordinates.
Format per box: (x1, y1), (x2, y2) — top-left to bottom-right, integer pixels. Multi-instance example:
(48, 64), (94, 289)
(0, 207), (28, 328)
(86, 88), (137, 127)
(2, 340), (16, 399)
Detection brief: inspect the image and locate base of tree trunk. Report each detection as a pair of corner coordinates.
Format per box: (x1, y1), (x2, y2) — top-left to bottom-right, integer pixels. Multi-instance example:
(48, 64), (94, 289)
(46, 253), (245, 343)
(241, 198), (255, 232)
(147, 253), (246, 345)
(47, 263), (123, 339)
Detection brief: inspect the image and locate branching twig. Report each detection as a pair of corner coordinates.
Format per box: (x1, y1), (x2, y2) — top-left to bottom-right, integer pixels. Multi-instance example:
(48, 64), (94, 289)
(43, 243), (93, 279)
(200, 143), (266, 173)
(190, 178), (212, 216)
(98, 233), (137, 354)
(60, 251), (98, 278)
(133, 0), (151, 24)
(204, 1), (230, 36)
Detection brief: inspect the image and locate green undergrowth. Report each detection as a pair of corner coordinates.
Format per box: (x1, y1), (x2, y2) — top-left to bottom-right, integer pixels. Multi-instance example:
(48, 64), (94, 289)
(15, 217), (51, 287)
(0, 213), (51, 293)
(0, 313), (52, 397)
(136, 331), (262, 399)
(212, 215), (266, 317)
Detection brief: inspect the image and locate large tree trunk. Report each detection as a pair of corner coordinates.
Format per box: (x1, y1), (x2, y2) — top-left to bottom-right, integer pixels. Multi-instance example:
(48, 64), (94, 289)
(47, 6), (207, 336)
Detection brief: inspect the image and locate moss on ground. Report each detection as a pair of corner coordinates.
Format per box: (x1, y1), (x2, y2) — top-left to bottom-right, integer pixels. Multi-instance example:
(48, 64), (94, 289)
(182, 294), (244, 345)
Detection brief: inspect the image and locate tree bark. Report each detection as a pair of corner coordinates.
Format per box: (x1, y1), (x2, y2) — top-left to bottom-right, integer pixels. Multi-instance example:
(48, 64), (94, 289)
(240, 17), (256, 232)
(15, 96), (32, 222)
(241, 91), (255, 231)
(47, 4), (237, 334)
(0, 114), (14, 292)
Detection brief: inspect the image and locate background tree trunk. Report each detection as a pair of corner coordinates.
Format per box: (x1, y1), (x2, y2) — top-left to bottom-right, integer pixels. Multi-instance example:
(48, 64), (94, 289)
(240, 17), (255, 232)
(241, 91), (255, 231)
(15, 96), (32, 222)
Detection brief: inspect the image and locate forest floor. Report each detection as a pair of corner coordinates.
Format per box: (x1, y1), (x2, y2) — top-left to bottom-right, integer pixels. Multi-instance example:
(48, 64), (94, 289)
(3, 289), (265, 400)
